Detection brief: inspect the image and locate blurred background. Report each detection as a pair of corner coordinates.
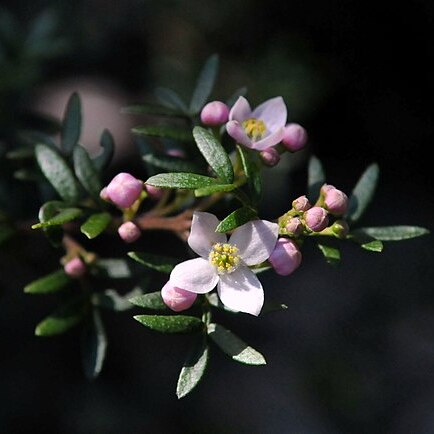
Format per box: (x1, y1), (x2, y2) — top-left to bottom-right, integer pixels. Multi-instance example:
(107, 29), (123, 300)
(0, 1), (433, 433)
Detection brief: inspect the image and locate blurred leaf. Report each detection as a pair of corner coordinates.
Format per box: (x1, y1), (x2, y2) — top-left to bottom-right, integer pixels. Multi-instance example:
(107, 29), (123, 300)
(80, 212), (111, 239)
(317, 243), (341, 265)
(122, 104), (186, 117)
(35, 143), (81, 203)
(73, 145), (102, 201)
(13, 168), (42, 182)
(94, 259), (132, 279)
(177, 336), (209, 399)
(360, 240), (383, 252)
(132, 126), (192, 142)
(346, 163), (379, 224)
(194, 183), (237, 197)
(189, 54), (219, 114)
(207, 323), (266, 365)
(127, 251), (178, 273)
(93, 129), (115, 171)
(24, 270), (71, 294)
(237, 145), (261, 204)
(352, 226), (429, 241)
(93, 287), (142, 312)
(38, 200), (67, 247)
(155, 87), (188, 112)
(129, 291), (167, 310)
(81, 308), (107, 380)
(252, 264), (272, 274)
(32, 207), (82, 229)
(60, 92), (81, 155)
(146, 172), (216, 189)
(216, 206), (257, 233)
(6, 147), (34, 159)
(226, 87), (248, 107)
(307, 155), (325, 202)
(134, 315), (203, 333)
(142, 152), (201, 173)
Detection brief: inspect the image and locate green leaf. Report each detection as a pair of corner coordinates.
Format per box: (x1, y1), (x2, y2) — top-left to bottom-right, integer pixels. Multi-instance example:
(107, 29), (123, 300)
(193, 126), (234, 183)
(207, 323), (266, 365)
(317, 243), (341, 265)
(176, 337), (209, 399)
(127, 251), (178, 273)
(93, 287), (142, 311)
(73, 145), (103, 200)
(155, 87), (188, 112)
(93, 129), (115, 171)
(134, 315), (203, 333)
(81, 308), (107, 380)
(349, 232), (384, 253)
(189, 54), (219, 114)
(142, 152), (201, 173)
(352, 226), (430, 241)
(132, 126), (192, 142)
(226, 86), (248, 107)
(80, 212), (111, 239)
(61, 92), (81, 154)
(93, 259), (132, 279)
(32, 207), (82, 229)
(146, 172), (216, 190)
(37, 201), (66, 247)
(35, 143), (81, 203)
(361, 239), (383, 252)
(6, 146), (34, 159)
(129, 291), (167, 310)
(216, 206), (257, 233)
(237, 145), (261, 204)
(307, 155), (325, 202)
(346, 163), (380, 224)
(24, 270), (71, 294)
(121, 104), (186, 117)
(194, 183), (237, 197)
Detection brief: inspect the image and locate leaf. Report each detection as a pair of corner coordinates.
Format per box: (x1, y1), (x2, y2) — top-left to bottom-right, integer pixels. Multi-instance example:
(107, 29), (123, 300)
(189, 54), (219, 114)
(317, 243), (341, 265)
(6, 147), (34, 159)
(37, 201), (67, 247)
(349, 232), (384, 253)
(237, 145), (261, 204)
(81, 308), (107, 380)
(35, 143), (81, 203)
(216, 206), (257, 233)
(94, 259), (132, 279)
(146, 172), (217, 190)
(226, 86), (248, 107)
(176, 337), (209, 399)
(127, 251), (179, 273)
(193, 126), (234, 183)
(132, 126), (192, 142)
(60, 92), (81, 154)
(361, 240), (383, 252)
(207, 323), (266, 365)
(261, 301), (289, 314)
(129, 291), (167, 310)
(73, 145), (103, 200)
(32, 207), (82, 229)
(24, 270), (71, 294)
(352, 226), (429, 241)
(121, 104), (186, 117)
(346, 163), (380, 224)
(307, 155), (325, 202)
(80, 212), (111, 239)
(93, 129), (115, 171)
(155, 87), (188, 112)
(134, 315), (203, 334)
(93, 287), (142, 311)
(194, 183), (237, 197)
(142, 152), (201, 173)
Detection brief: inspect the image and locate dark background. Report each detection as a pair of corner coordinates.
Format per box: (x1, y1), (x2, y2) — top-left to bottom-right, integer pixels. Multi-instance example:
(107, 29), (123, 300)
(1, 1), (433, 433)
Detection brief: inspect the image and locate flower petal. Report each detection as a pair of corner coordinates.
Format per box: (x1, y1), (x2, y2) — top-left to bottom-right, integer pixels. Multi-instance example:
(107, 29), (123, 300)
(188, 212), (226, 258)
(229, 219), (279, 265)
(170, 258), (219, 294)
(226, 120), (254, 148)
(217, 267), (264, 316)
(229, 96), (252, 122)
(251, 96), (287, 132)
(249, 127), (285, 151)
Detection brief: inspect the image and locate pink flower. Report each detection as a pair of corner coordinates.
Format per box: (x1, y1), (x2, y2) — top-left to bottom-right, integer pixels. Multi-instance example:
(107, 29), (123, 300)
(260, 147), (280, 167)
(281, 123), (308, 152)
(64, 257), (86, 278)
(226, 96), (287, 150)
(169, 212), (279, 316)
(118, 221), (141, 243)
(324, 188), (348, 216)
(200, 101), (230, 126)
(105, 172), (143, 208)
(161, 281), (197, 312)
(268, 238), (302, 276)
(304, 207), (329, 232)
(292, 195), (312, 212)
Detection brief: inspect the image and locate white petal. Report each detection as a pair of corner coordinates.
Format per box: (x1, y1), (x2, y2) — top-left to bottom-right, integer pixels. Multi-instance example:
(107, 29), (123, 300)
(229, 219), (279, 266)
(170, 258), (219, 294)
(250, 127), (285, 151)
(251, 96), (287, 132)
(217, 267), (264, 316)
(226, 120), (254, 148)
(229, 96), (252, 122)
(188, 212), (226, 258)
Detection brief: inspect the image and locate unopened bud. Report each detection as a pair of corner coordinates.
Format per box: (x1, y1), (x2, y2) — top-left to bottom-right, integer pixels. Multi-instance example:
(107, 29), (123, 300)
(260, 147), (280, 167)
(282, 123), (308, 152)
(304, 207), (329, 232)
(269, 238), (302, 276)
(64, 257), (86, 278)
(106, 172), (143, 208)
(99, 186), (110, 201)
(161, 281), (197, 312)
(145, 184), (164, 200)
(118, 221), (141, 243)
(200, 101), (230, 126)
(331, 220), (350, 239)
(320, 183), (335, 195)
(286, 217), (303, 235)
(324, 188), (348, 215)
(292, 195), (312, 212)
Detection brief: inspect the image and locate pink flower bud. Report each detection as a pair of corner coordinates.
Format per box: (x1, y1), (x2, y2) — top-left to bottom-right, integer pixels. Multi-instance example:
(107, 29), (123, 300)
(331, 219), (350, 239)
(161, 281), (197, 312)
(99, 186), (110, 201)
(292, 195), (312, 212)
(304, 207), (329, 232)
(269, 238), (302, 276)
(118, 221), (141, 243)
(106, 172), (143, 208)
(145, 184), (164, 200)
(282, 123), (308, 152)
(200, 101), (230, 126)
(286, 217), (303, 235)
(324, 188), (348, 215)
(320, 183), (335, 195)
(260, 147), (280, 167)
(64, 257), (86, 278)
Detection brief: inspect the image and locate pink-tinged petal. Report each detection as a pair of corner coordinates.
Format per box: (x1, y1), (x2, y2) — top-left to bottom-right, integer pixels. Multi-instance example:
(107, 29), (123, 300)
(229, 96), (252, 122)
(250, 127), (285, 151)
(251, 97), (287, 132)
(170, 258), (219, 294)
(229, 219), (279, 266)
(217, 267), (264, 316)
(226, 120), (254, 148)
(188, 212), (226, 258)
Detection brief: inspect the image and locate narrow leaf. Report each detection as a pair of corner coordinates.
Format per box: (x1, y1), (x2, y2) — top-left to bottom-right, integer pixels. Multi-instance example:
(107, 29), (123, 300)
(93, 287), (142, 312)
(93, 129), (115, 171)
(307, 155), (325, 202)
(142, 152), (201, 173)
(361, 240), (383, 252)
(127, 251), (178, 273)
(352, 226), (429, 241)
(349, 232), (384, 253)
(155, 87), (188, 112)
(129, 291), (167, 310)
(37, 200), (67, 247)
(24, 270), (71, 294)
(194, 183), (237, 197)
(146, 172), (216, 189)
(317, 243), (341, 265)
(73, 145), (103, 200)
(80, 212), (111, 239)
(237, 145), (261, 204)
(122, 104), (186, 117)
(93, 259), (132, 279)
(132, 126), (192, 142)
(134, 315), (203, 333)
(216, 206), (257, 233)
(32, 207), (82, 229)
(61, 92), (81, 154)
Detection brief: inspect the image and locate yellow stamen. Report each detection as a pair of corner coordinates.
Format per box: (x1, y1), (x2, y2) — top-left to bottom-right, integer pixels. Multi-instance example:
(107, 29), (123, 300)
(242, 118), (267, 141)
(209, 243), (241, 274)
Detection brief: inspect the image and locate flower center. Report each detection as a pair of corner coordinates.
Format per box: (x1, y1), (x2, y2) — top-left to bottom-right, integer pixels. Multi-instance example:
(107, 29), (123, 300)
(209, 243), (241, 274)
(242, 118), (267, 141)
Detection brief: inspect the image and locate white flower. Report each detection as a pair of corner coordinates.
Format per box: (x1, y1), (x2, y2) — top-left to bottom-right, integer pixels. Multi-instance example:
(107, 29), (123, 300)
(169, 212), (279, 316)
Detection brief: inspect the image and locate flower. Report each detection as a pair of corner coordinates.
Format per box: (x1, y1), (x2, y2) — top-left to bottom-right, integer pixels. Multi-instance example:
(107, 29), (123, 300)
(226, 96), (287, 150)
(269, 238), (302, 276)
(118, 221), (141, 243)
(161, 281), (197, 312)
(105, 172), (143, 208)
(200, 101), (230, 126)
(169, 212), (279, 316)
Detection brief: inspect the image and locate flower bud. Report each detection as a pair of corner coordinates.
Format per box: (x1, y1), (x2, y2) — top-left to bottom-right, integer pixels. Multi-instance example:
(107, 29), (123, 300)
(161, 281), (197, 312)
(106, 172), (143, 208)
(99, 186), (110, 201)
(324, 188), (348, 215)
(268, 238), (302, 276)
(260, 147), (280, 167)
(145, 184), (164, 200)
(286, 217), (303, 235)
(331, 219), (350, 239)
(118, 221), (141, 243)
(304, 207), (329, 232)
(292, 195), (312, 212)
(320, 183), (335, 195)
(200, 101), (230, 126)
(64, 257), (86, 278)
(282, 123), (308, 152)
